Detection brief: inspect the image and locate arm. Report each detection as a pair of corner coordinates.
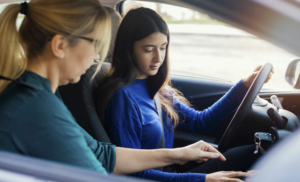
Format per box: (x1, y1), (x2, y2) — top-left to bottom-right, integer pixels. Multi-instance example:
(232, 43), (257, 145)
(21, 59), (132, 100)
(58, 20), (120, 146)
(106, 89), (224, 181)
(114, 141), (225, 178)
(177, 65), (274, 133)
(177, 79), (248, 133)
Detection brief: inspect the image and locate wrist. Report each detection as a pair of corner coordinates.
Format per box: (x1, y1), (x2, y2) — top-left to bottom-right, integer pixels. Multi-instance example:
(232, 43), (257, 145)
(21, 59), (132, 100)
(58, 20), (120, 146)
(167, 148), (182, 165)
(242, 78), (250, 88)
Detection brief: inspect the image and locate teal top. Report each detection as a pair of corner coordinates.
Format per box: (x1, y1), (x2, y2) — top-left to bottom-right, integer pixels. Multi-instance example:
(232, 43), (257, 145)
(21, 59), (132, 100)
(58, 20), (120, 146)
(0, 71), (116, 174)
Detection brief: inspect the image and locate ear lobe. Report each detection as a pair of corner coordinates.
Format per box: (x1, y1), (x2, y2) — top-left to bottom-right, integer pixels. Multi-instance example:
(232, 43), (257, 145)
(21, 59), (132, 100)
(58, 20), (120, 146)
(51, 34), (67, 59)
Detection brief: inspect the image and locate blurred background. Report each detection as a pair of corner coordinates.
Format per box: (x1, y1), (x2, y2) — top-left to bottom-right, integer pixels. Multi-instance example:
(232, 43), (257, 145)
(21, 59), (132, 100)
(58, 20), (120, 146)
(0, 1), (297, 91)
(124, 1), (298, 91)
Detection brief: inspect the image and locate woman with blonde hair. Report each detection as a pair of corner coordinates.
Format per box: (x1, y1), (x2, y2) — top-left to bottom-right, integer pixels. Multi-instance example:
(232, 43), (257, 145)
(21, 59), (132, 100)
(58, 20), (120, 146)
(0, 0), (227, 175)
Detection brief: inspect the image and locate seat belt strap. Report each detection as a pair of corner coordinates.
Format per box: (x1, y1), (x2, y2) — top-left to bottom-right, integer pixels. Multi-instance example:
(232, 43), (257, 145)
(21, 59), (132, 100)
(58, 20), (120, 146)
(154, 94), (165, 171)
(154, 94), (165, 148)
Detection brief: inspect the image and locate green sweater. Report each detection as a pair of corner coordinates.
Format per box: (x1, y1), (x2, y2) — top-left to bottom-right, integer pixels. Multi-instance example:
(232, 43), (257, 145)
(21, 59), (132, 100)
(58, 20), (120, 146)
(0, 71), (116, 174)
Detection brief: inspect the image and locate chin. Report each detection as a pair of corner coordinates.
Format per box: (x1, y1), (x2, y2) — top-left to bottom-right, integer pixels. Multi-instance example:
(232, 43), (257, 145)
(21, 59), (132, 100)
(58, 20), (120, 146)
(69, 77), (81, 84)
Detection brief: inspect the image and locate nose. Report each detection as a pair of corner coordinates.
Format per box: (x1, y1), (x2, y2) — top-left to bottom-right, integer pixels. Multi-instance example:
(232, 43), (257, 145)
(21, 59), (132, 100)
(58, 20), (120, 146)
(154, 48), (163, 63)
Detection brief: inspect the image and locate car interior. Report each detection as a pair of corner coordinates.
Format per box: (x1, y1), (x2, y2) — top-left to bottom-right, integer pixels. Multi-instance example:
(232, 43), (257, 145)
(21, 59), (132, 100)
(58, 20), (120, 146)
(2, 0), (300, 180)
(59, 2), (300, 154)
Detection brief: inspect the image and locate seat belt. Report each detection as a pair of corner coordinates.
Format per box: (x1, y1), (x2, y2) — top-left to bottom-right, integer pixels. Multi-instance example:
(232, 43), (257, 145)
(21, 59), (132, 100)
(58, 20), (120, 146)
(154, 94), (166, 171)
(154, 94), (165, 149)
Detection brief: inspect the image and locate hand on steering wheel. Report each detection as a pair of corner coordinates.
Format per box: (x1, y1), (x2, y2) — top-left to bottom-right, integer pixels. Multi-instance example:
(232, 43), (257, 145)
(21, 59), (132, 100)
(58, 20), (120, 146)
(218, 63), (273, 151)
(242, 65), (274, 88)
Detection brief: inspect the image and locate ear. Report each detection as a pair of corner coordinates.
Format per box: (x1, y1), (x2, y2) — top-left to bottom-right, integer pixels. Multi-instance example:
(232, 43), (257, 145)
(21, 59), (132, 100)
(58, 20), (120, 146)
(50, 34), (68, 59)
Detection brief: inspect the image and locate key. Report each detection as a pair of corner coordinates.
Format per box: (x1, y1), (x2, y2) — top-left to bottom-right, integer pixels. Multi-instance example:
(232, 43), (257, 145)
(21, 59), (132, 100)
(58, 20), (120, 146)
(254, 141), (260, 154)
(254, 135), (261, 154)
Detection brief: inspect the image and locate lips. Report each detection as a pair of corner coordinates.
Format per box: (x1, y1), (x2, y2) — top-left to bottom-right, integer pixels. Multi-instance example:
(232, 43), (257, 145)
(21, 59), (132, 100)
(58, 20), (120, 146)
(150, 65), (158, 70)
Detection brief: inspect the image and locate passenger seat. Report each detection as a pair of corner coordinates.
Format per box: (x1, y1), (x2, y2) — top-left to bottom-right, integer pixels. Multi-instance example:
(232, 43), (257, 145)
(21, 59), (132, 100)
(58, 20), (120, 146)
(58, 7), (121, 142)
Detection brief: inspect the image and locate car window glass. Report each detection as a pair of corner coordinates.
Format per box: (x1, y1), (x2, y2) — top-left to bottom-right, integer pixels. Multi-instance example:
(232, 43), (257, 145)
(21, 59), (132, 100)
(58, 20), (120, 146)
(123, 1), (298, 91)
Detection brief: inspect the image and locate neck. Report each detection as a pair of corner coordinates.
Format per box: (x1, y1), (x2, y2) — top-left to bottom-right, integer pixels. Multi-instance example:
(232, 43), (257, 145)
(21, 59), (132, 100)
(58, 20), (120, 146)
(26, 56), (59, 93)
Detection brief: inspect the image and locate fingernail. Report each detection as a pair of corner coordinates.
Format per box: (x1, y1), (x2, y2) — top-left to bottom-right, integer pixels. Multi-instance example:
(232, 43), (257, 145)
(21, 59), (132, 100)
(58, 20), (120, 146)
(214, 153), (220, 158)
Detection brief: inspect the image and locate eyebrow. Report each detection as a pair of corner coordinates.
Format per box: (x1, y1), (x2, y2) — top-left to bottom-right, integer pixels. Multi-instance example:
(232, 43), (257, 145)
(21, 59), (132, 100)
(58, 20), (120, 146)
(142, 42), (168, 47)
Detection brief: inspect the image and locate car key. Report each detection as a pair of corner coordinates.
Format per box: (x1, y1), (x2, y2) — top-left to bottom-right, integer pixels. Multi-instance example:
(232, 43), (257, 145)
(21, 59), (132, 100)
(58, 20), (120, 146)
(254, 132), (274, 154)
(254, 134), (261, 154)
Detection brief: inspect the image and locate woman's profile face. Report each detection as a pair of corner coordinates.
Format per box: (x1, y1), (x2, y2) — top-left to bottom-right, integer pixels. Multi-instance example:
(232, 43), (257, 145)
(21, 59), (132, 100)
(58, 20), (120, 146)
(60, 30), (101, 85)
(133, 32), (168, 79)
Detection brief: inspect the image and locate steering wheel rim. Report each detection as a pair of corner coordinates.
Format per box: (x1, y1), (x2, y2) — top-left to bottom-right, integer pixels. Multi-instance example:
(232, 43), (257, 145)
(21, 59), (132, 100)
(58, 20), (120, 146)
(218, 62), (273, 151)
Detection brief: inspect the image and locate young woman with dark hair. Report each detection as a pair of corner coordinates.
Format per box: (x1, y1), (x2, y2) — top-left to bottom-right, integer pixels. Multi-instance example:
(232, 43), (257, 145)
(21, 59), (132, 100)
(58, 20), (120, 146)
(97, 7), (273, 182)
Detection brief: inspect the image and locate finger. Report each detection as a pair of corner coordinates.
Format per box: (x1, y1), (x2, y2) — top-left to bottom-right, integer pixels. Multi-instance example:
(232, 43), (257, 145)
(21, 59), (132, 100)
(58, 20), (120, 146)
(253, 65), (263, 72)
(224, 178), (244, 182)
(202, 143), (226, 161)
(195, 160), (204, 163)
(264, 73), (273, 83)
(247, 170), (257, 175)
(271, 68), (275, 73)
(200, 151), (226, 161)
(225, 171), (248, 178)
(202, 158), (210, 162)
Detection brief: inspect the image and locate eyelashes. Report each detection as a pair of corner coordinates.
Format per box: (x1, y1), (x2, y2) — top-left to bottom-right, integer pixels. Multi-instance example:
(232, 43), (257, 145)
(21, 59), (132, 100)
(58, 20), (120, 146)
(144, 48), (166, 52)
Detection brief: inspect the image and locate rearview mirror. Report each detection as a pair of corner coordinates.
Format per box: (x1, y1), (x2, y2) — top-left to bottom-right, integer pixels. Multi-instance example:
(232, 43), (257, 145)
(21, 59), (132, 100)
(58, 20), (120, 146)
(285, 59), (300, 89)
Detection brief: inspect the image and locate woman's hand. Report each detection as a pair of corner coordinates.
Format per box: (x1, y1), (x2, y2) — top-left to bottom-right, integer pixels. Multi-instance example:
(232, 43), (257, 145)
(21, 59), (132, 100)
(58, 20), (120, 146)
(175, 140), (226, 165)
(242, 65), (274, 88)
(206, 171), (249, 182)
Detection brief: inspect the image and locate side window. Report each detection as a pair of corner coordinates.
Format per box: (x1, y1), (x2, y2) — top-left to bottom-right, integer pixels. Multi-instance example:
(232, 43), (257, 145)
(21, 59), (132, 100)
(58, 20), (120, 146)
(123, 1), (297, 91)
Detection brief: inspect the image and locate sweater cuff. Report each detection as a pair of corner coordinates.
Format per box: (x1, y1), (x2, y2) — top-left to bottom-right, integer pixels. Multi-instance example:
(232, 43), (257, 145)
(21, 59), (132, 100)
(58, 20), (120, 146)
(187, 173), (206, 182)
(236, 79), (249, 93)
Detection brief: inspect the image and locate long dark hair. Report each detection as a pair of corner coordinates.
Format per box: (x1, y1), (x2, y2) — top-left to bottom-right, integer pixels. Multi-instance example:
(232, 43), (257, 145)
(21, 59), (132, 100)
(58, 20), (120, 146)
(97, 7), (190, 129)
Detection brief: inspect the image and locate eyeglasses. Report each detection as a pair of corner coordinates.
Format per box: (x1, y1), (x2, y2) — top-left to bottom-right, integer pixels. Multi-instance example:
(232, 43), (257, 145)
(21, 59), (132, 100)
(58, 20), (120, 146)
(67, 34), (101, 52)
(56, 33), (101, 63)
(48, 33), (102, 63)
(68, 34), (101, 63)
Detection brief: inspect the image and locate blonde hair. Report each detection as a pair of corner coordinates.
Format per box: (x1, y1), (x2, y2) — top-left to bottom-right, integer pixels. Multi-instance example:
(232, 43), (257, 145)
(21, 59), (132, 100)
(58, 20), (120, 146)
(0, 0), (111, 94)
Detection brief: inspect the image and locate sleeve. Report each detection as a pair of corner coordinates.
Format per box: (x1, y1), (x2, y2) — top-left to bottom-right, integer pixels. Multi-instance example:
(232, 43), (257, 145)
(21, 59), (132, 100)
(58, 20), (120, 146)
(81, 127), (116, 173)
(177, 79), (248, 133)
(106, 89), (207, 181)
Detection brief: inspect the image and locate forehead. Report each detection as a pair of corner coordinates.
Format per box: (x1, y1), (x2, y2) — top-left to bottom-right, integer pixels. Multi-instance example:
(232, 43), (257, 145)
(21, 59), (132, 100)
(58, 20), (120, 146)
(136, 32), (168, 46)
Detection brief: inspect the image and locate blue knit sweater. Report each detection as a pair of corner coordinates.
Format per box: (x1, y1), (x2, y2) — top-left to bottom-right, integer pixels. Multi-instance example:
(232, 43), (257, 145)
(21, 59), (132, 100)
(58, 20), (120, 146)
(106, 79), (248, 182)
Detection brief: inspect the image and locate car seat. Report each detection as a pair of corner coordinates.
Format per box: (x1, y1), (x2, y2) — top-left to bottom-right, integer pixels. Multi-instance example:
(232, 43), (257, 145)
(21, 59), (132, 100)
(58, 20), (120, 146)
(58, 7), (121, 142)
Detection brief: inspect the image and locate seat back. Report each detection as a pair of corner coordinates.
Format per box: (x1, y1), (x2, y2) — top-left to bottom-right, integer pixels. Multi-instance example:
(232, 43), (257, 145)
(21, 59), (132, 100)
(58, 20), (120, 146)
(58, 7), (121, 142)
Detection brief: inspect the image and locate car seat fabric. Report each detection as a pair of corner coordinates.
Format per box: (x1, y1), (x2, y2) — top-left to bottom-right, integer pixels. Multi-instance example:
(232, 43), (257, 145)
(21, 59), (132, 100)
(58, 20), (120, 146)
(59, 63), (111, 142)
(58, 7), (121, 142)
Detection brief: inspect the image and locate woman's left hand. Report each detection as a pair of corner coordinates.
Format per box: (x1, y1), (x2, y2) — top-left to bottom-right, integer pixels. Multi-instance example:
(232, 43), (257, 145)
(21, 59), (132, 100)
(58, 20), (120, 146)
(242, 65), (274, 88)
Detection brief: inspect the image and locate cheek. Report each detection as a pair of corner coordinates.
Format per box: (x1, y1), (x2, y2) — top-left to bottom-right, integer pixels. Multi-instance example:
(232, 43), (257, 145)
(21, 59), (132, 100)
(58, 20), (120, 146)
(134, 52), (149, 66)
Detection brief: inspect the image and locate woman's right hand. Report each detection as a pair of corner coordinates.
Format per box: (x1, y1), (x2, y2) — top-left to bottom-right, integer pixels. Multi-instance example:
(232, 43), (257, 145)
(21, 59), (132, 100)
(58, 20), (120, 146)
(206, 171), (249, 182)
(175, 140), (226, 165)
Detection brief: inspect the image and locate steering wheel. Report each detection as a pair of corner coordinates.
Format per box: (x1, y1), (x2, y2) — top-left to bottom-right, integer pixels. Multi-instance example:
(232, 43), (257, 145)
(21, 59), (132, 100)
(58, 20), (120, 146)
(218, 62), (273, 151)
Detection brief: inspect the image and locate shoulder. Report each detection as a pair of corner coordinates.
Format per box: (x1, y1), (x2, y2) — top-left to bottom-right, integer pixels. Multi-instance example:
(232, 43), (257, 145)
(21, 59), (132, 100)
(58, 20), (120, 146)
(106, 86), (141, 120)
(110, 86), (135, 103)
(0, 83), (75, 126)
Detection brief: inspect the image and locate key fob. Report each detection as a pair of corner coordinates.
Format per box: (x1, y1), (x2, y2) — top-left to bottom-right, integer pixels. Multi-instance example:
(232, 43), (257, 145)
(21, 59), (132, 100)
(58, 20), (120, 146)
(254, 132), (274, 154)
(255, 132), (274, 142)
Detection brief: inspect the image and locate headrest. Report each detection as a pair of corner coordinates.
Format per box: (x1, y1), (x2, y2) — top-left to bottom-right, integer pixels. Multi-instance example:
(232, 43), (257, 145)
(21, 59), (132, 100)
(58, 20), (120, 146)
(104, 7), (121, 62)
